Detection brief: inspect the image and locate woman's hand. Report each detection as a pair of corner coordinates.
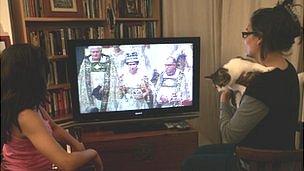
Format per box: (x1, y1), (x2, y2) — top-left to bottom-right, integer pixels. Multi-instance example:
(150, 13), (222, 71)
(72, 142), (86, 152)
(93, 153), (104, 171)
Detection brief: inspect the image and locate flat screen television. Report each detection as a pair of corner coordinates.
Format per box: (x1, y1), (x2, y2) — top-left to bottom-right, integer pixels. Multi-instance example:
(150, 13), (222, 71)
(67, 37), (200, 126)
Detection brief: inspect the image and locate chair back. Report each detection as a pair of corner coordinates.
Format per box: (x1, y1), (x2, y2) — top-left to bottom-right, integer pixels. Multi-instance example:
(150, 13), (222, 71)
(235, 146), (303, 171)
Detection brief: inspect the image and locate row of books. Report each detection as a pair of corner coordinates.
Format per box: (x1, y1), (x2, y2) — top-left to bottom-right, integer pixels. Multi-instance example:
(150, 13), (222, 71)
(23, 0), (155, 19)
(28, 27), (105, 56)
(44, 88), (72, 119)
(23, 0), (43, 17)
(83, 0), (105, 18)
(48, 61), (69, 85)
(114, 22), (157, 38)
(115, 0), (154, 18)
(23, 0), (105, 18)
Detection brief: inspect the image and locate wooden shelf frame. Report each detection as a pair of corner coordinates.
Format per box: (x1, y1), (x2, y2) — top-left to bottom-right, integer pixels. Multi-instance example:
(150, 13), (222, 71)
(10, 0), (163, 121)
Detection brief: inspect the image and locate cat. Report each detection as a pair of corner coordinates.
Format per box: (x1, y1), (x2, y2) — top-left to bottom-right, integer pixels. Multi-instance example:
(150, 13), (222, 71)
(205, 56), (275, 108)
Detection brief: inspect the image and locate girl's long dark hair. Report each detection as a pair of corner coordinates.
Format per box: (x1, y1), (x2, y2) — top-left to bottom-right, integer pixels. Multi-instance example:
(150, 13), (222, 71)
(250, 0), (303, 60)
(1, 44), (50, 146)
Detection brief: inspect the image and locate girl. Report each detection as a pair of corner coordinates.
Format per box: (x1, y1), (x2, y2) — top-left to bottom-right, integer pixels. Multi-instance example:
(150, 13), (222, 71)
(1, 44), (103, 170)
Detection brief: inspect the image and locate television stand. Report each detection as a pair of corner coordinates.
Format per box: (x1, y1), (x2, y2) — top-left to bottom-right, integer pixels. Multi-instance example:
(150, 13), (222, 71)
(111, 122), (168, 133)
(109, 120), (191, 133)
(72, 122), (198, 171)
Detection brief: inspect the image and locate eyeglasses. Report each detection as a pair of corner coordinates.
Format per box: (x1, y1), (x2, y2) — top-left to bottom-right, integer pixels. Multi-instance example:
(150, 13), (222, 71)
(241, 32), (257, 38)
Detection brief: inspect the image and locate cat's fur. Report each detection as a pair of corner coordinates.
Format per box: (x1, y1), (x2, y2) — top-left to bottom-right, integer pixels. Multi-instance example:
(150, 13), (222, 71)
(205, 56), (275, 108)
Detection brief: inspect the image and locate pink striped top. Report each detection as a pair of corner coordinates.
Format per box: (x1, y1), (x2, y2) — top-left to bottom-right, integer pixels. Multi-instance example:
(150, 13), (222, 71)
(2, 115), (53, 171)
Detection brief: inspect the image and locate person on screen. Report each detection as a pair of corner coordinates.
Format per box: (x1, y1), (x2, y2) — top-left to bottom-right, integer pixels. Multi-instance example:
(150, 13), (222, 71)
(111, 45), (126, 70)
(78, 46), (118, 113)
(1, 44), (103, 171)
(182, 0), (301, 170)
(176, 53), (193, 100)
(154, 56), (190, 108)
(116, 52), (152, 110)
(150, 68), (160, 86)
(176, 53), (189, 72)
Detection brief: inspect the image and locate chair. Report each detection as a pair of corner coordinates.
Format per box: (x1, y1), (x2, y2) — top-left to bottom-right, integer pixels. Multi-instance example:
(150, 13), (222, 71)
(235, 146), (303, 171)
(297, 72), (304, 149)
(181, 144), (238, 171)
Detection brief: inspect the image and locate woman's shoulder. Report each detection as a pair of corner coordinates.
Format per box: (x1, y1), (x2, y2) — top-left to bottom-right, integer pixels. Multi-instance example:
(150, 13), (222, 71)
(18, 109), (39, 118)
(245, 62), (297, 97)
(251, 62), (294, 84)
(11, 109), (41, 137)
(257, 61), (297, 82)
(18, 109), (44, 126)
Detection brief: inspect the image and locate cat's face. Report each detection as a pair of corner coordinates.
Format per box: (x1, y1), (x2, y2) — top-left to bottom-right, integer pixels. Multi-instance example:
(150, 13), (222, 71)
(205, 67), (231, 92)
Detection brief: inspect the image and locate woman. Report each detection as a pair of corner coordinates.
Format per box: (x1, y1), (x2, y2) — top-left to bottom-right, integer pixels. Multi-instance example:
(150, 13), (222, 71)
(220, 0), (301, 150)
(1, 44), (103, 170)
(183, 0), (302, 170)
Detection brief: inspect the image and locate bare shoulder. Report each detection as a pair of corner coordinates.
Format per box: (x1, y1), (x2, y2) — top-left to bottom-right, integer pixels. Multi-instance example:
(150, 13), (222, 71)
(18, 109), (41, 122)
(18, 109), (46, 133)
(10, 110), (36, 138)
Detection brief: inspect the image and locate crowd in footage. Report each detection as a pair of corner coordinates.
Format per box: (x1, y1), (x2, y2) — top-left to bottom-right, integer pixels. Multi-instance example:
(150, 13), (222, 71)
(77, 44), (194, 113)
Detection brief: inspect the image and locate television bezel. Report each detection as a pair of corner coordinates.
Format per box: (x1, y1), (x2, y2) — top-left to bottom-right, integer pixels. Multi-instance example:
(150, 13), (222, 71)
(67, 37), (200, 123)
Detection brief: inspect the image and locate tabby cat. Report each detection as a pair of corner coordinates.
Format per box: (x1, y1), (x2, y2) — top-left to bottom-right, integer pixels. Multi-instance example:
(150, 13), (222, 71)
(205, 56), (275, 108)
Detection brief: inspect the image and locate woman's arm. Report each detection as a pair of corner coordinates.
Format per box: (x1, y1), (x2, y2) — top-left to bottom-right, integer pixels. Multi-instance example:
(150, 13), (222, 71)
(39, 107), (85, 151)
(18, 109), (102, 171)
(219, 92), (269, 144)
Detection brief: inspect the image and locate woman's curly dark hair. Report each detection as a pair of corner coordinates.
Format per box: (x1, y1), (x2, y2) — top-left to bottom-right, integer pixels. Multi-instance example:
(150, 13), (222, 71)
(250, 0), (303, 59)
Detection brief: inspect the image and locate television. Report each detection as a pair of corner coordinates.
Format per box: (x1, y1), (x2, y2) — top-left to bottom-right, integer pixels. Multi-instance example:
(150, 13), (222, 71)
(67, 37), (200, 127)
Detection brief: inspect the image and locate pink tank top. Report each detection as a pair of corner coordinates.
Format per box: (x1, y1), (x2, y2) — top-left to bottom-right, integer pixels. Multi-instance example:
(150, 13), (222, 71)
(2, 115), (53, 171)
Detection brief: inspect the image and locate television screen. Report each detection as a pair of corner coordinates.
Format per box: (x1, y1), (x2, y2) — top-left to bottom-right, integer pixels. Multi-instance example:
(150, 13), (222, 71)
(68, 37), (200, 123)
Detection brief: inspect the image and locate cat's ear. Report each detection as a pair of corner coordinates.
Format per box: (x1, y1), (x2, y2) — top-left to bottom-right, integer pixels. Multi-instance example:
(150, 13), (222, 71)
(205, 75), (213, 79)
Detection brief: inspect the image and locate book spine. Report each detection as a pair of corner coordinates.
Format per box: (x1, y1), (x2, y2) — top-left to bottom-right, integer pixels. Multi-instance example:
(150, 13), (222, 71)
(60, 29), (66, 55)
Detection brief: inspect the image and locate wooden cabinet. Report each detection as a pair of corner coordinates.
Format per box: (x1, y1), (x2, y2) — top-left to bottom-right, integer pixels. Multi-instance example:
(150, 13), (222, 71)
(81, 129), (198, 171)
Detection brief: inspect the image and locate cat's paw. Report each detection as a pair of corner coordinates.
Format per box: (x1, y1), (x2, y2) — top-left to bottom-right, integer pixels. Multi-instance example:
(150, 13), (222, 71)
(266, 67), (276, 72)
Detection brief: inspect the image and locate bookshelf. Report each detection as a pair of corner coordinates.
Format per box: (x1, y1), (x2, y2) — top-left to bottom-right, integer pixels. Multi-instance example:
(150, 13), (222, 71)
(10, 0), (162, 122)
